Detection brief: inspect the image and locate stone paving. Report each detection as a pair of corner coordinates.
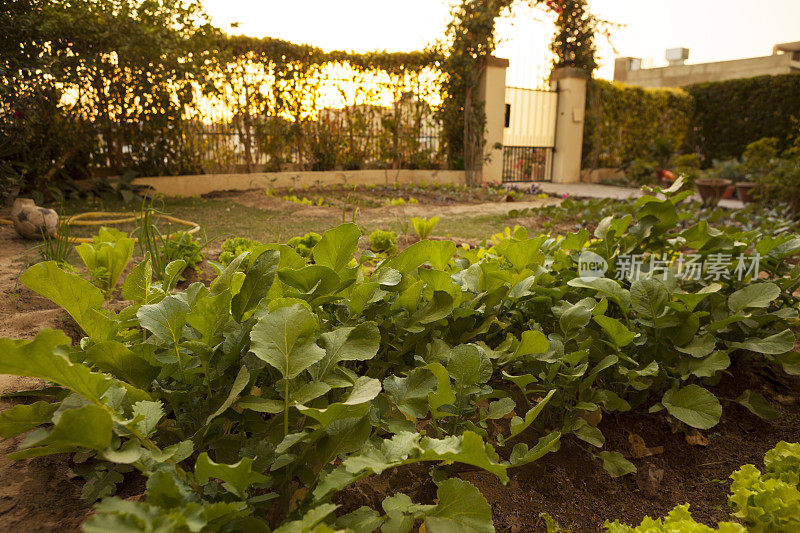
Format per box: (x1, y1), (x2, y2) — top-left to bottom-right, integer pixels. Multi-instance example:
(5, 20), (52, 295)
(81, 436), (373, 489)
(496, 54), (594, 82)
(532, 181), (744, 209)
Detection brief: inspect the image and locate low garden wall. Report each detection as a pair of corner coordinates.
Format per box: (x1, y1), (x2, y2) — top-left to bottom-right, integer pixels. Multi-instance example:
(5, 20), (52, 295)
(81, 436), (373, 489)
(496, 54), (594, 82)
(132, 169), (468, 197)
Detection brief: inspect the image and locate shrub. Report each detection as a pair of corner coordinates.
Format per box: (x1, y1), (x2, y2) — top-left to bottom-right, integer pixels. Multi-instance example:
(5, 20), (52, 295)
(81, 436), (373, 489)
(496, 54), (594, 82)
(672, 153), (702, 184)
(626, 159), (658, 185)
(583, 79), (693, 168)
(688, 73), (800, 162)
(750, 136), (800, 215)
(742, 137), (779, 176)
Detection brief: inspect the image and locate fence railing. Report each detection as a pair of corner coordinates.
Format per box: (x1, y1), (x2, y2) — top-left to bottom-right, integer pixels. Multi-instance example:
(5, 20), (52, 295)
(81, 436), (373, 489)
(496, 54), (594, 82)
(92, 77), (446, 175)
(179, 105), (444, 174)
(502, 146), (554, 182)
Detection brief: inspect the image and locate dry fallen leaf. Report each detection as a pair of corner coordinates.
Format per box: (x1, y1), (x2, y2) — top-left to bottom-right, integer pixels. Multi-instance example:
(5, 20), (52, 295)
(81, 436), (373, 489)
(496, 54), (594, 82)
(775, 394), (796, 406)
(289, 487), (307, 512)
(629, 433), (664, 458)
(685, 429), (709, 447)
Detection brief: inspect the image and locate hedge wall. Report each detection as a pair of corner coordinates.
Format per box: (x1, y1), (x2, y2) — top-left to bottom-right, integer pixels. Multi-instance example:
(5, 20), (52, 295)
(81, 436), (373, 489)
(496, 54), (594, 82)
(583, 73), (800, 169)
(687, 73), (800, 162)
(582, 79), (693, 168)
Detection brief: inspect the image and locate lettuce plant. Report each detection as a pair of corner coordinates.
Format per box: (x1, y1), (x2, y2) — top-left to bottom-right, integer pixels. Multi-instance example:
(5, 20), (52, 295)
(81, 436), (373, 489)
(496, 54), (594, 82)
(411, 216), (440, 240)
(368, 229), (397, 255)
(162, 231), (204, 271)
(75, 226), (134, 294)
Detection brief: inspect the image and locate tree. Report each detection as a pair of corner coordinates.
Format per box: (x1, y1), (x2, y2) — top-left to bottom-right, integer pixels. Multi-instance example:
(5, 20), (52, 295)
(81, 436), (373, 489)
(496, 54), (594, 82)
(550, 0), (600, 74)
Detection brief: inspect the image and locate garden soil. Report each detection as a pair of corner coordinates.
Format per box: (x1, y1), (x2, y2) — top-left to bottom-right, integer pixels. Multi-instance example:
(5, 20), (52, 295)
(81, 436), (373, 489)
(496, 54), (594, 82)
(0, 218), (798, 532)
(209, 188), (560, 223)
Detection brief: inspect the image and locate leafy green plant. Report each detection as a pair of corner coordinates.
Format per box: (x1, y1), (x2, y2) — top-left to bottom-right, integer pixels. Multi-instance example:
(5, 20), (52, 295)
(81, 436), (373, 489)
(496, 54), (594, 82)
(672, 153), (702, 184)
(729, 441), (800, 531)
(1, 179), (800, 531)
(605, 504), (746, 532)
(135, 207), (168, 279)
(162, 231), (205, 271)
(75, 226), (134, 294)
(626, 158), (658, 185)
(39, 217), (73, 267)
(751, 137), (800, 216)
(219, 237), (262, 266)
(369, 229), (397, 255)
(411, 216), (440, 240)
(287, 232), (322, 258)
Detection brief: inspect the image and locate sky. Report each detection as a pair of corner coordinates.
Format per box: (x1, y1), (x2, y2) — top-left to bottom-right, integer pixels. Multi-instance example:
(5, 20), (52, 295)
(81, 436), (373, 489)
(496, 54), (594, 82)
(202, 0), (800, 84)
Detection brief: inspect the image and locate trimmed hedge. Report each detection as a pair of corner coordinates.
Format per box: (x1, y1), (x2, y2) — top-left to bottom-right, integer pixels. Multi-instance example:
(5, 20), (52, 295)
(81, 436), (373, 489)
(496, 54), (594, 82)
(583, 73), (800, 169)
(688, 73), (800, 162)
(582, 79), (693, 168)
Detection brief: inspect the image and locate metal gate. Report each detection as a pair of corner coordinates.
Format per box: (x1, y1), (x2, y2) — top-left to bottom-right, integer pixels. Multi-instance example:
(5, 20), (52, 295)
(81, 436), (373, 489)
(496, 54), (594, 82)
(502, 86), (558, 182)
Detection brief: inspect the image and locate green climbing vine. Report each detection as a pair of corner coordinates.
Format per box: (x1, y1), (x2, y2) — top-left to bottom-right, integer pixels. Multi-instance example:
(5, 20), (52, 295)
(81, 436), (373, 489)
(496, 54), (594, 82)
(438, 0), (602, 184)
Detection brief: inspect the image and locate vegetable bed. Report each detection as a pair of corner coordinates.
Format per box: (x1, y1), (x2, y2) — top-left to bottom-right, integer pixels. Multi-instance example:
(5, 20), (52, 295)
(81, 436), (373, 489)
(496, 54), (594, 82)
(1, 180), (799, 532)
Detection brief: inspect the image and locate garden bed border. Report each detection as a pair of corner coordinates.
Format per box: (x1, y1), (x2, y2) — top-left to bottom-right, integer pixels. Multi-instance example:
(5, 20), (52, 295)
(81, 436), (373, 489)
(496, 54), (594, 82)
(132, 169), (468, 197)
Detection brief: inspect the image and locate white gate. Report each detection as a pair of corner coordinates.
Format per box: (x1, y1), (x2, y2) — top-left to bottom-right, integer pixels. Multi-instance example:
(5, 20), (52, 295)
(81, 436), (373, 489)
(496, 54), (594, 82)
(502, 86), (559, 182)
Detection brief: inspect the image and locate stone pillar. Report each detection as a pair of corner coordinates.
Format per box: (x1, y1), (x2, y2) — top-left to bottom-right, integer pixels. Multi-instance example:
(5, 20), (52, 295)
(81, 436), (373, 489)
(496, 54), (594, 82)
(549, 67), (588, 184)
(478, 56), (509, 183)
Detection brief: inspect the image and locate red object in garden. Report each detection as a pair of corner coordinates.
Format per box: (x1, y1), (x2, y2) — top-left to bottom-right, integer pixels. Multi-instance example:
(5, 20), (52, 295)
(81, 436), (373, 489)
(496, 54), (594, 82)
(657, 169), (675, 187)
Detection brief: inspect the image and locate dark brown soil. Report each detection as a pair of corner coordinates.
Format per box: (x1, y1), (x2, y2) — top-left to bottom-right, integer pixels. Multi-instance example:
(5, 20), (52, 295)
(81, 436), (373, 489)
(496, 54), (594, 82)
(206, 183), (539, 209)
(336, 361), (800, 532)
(0, 376), (89, 533)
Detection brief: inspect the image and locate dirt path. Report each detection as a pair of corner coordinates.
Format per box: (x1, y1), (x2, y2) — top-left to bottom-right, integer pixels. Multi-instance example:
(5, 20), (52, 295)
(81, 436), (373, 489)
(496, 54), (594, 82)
(361, 198), (561, 223)
(0, 223), (89, 532)
(217, 188), (561, 222)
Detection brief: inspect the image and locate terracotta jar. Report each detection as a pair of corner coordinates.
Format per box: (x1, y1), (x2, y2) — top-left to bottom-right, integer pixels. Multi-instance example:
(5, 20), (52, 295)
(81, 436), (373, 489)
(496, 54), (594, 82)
(736, 182), (758, 204)
(695, 178), (731, 208)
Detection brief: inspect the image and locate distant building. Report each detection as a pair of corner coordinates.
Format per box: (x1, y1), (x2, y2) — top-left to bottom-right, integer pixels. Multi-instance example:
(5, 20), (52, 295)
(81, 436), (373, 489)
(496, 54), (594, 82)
(614, 41), (800, 88)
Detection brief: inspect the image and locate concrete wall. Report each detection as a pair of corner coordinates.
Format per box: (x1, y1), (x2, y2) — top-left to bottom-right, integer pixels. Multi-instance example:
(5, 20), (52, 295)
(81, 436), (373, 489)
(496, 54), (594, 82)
(550, 68), (588, 184)
(479, 57), (509, 183)
(132, 169), (467, 197)
(614, 53), (800, 88)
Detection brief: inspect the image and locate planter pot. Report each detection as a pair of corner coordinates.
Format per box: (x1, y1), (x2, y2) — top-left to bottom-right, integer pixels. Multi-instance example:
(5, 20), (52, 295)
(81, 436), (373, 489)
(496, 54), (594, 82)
(736, 182), (758, 204)
(695, 178), (731, 207)
(10, 198), (59, 239)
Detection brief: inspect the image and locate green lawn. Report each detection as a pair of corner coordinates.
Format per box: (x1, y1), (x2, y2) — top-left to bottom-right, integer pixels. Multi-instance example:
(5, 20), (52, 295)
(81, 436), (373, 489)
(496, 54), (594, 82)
(57, 194), (551, 246)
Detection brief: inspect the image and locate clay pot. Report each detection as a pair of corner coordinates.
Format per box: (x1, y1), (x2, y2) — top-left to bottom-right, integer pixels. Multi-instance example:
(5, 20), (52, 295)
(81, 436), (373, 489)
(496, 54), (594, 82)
(695, 178), (731, 207)
(736, 182), (758, 204)
(10, 198), (59, 239)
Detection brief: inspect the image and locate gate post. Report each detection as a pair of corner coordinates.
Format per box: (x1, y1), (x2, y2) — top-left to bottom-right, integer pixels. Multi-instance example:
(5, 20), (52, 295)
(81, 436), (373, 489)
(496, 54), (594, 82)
(479, 56), (509, 183)
(550, 67), (588, 184)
